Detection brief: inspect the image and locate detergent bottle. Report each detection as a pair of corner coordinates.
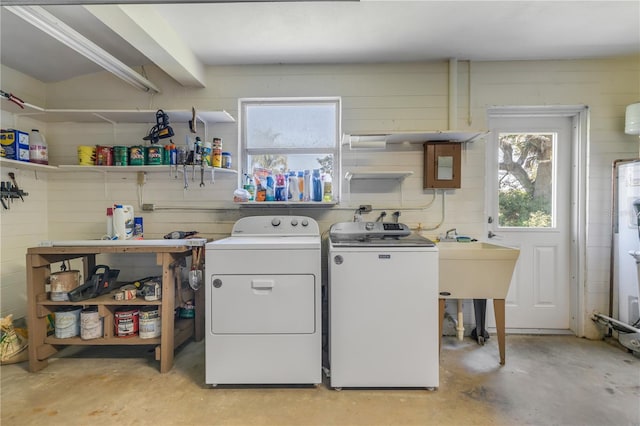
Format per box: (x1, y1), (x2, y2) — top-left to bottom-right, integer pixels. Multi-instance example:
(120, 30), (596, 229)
(113, 204), (134, 240)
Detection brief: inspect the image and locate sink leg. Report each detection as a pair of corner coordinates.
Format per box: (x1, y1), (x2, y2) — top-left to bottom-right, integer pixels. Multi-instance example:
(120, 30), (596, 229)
(456, 299), (465, 341)
(493, 298), (506, 365)
(439, 298), (445, 354)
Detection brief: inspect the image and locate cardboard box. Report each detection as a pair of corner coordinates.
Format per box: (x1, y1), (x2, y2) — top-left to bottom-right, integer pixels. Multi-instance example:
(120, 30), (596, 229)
(0, 130), (29, 162)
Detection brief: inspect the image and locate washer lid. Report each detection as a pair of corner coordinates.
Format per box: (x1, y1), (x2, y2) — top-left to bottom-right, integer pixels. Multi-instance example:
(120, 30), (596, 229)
(207, 236), (320, 250)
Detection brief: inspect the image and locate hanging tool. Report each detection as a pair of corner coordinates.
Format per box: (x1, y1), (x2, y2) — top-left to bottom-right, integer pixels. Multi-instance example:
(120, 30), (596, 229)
(8, 173), (23, 202)
(143, 109), (175, 144)
(189, 107), (197, 133)
(0, 182), (8, 210)
(0, 90), (24, 109)
(392, 211), (401, 223)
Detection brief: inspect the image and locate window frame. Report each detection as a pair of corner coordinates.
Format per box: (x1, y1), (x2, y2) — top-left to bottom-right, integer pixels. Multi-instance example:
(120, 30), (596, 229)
(238, 96), (342, 203)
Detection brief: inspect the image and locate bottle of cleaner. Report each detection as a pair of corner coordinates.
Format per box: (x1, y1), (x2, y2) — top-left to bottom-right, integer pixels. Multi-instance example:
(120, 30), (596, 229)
(106, 207), (114, 238)
(312, 169), (322, 202)
(323, 173), (333, 202)
(275, 172), (286, 201)
(265, 175), (275, 201)
(113, 204), (134, 240)
(288, 171), (299, 201)
(297, 171), (305, 201)
(303, 170), (311, 202)
(29, 129), (48, 165)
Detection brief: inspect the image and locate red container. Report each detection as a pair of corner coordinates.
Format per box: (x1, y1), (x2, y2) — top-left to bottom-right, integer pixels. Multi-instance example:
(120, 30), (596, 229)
(95, 146), (113, 166)
(114, 308), (139, 337)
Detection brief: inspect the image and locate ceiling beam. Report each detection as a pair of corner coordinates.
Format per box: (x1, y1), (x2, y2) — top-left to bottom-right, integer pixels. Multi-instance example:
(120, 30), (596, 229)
(85, 4), (206, 88)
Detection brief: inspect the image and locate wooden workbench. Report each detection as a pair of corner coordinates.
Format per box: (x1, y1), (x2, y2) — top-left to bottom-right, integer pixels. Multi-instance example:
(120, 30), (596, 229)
(25, 239), (206, 373)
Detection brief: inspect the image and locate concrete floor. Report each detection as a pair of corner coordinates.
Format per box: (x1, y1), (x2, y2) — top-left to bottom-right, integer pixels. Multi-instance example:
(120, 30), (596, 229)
(1, 335), (638, 426)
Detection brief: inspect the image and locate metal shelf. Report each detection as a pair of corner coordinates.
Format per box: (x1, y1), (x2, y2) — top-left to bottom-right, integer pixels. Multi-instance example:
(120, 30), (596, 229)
(345, 171), (414, 181)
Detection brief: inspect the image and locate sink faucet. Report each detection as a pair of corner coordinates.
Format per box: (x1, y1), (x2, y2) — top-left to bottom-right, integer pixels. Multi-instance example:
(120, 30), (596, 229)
(445, 228), (457, 240)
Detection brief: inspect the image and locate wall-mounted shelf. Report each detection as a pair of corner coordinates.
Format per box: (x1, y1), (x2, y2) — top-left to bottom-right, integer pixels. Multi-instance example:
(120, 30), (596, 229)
(0, 157), (58, 172)
(1, 99), (235, 125)
(57, 165), (238, 175)
(236, 201), (337, 208)
(345, 171), (414, 181)
(344, 131), (488, 146)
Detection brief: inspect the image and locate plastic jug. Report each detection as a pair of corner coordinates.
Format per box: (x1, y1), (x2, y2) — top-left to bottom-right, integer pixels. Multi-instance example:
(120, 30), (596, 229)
(113, 204), (134, 240)
(29, 129), (48, 165)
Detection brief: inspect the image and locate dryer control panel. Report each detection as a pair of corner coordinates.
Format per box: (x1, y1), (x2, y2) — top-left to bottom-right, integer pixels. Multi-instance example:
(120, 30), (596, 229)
(231, 215), (319, 237)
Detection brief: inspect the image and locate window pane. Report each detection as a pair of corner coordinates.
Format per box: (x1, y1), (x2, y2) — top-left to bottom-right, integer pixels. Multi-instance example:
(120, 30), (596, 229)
(246, 103), (336, 149)
(249, 153), (334, 176)
(498, 133), (554, 228)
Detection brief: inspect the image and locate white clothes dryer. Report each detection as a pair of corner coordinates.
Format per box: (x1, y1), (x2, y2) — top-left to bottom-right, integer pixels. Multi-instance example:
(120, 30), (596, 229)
(205, 215), (321, 385)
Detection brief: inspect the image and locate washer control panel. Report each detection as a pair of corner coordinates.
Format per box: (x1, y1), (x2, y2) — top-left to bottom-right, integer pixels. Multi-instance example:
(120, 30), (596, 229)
(330, 221), (411, 241)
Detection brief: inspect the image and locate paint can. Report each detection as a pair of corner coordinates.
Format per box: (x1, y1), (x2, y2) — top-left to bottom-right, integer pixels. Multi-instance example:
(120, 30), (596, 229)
(114, 308), (139, 337)
(142, 280), (161, 301)
(80, 307), (103, 340)
(212, 138), (222, 168)
(113, 146), (128, 166)
(145, 145), (163, 165)
(139, 306), (161, 339)
(77, 145), (95, 165)
(55, 307), (81, 338)
(95, 145), (113, 166)
(49, 270), (80, 301)
(129, 146), (145, 166)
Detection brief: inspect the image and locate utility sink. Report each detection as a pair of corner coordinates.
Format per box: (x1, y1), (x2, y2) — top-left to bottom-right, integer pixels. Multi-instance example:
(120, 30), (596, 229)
(438, 242), (520, 299)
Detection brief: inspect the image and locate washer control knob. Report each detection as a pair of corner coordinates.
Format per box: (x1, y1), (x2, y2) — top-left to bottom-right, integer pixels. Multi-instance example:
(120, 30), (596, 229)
(334, 255), (344, 265)
(291, 219), (298, 226)
(301, 219), (309, 227)
(365, 222), (375, 231)
(271, 218), (281, 227)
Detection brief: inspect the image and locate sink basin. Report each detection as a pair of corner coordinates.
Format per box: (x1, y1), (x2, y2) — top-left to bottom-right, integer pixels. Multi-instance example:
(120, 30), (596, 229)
(438, 242), (520, 299)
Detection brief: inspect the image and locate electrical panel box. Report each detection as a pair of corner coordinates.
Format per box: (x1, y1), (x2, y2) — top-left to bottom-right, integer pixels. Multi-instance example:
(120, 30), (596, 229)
(424, 142), (461, 189)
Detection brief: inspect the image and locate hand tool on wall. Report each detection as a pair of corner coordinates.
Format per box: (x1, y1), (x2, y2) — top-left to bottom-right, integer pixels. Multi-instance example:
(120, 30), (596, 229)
(189, 107), (197, 133)
(8, 173), (23, 201)
(143, 109), (175, 144)
(0, 90), (25, 109)
(0, 182), (8, 209)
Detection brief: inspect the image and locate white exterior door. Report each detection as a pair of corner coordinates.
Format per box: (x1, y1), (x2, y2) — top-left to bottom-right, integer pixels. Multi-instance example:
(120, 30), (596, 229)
(486, 114), (573, 330)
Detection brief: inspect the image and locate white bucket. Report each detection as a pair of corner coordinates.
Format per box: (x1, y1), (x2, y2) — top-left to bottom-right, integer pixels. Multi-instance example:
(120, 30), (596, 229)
(80, 307), (103, 340)
(55, 307), (81, 338)
(50, 270), (80, 301)
(113, 204), (134, 240)
(139, 307), (161, 339)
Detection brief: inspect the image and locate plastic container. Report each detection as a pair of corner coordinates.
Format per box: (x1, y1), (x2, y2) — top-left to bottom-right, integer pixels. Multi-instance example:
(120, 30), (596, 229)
(303, 170), (311, 202)
(297, 171), (305, 201)
(113, 204), (134, 240)
(221, 152), (232, 169)
(312, 169), (323, 202)
(28, 129), (48, 164)
(288, 171), (299, 201)
(106, 207), (114, 238)
(323, 173), (333, 202)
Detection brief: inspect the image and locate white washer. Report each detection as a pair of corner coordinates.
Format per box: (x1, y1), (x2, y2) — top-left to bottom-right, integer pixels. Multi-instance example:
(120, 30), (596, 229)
(205, 215), (321, 385)
(328, 221), (439, 389)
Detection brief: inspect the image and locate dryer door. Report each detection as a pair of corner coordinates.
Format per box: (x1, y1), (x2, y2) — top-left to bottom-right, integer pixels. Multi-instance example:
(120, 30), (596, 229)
(210, 274), (316, 334)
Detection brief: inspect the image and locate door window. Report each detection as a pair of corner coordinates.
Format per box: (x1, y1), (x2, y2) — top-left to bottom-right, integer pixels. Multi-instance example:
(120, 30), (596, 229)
(498, 132), (556, 228)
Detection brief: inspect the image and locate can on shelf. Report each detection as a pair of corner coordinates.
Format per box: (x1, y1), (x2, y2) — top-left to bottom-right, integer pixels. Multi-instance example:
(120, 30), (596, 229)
(145, 145), (163, 165)
(113, 146), (128, 166)
(129, 146), (145, 166)
(212, 138), (222, 168)
(221, 152), (232, 169)
(114, 307), (139, 337)
(95, 145), (113, 166)
(77, 145), (95, 165)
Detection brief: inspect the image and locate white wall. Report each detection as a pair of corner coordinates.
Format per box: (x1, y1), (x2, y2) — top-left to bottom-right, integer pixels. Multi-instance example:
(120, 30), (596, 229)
(1, 56), (638, 336)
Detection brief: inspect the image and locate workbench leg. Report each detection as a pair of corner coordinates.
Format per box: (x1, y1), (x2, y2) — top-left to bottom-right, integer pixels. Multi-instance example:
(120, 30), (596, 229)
(159, 253), (175, 373)
(438, 298), (445, 354)
(493, 298), (506, 365)
(26, 255), (50, 372)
